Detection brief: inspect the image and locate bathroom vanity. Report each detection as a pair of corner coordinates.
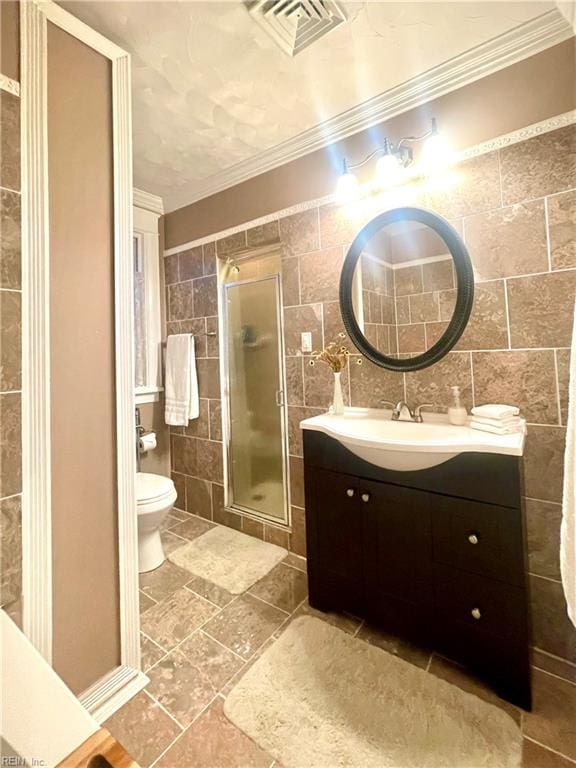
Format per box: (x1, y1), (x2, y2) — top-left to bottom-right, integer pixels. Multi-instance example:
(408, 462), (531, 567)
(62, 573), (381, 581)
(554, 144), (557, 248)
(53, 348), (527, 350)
(301, 413), (531, 710)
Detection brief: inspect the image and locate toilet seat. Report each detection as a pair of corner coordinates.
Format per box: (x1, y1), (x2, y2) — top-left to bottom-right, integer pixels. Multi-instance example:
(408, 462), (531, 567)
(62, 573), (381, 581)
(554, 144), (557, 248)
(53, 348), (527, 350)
(136, 473), (177, 514)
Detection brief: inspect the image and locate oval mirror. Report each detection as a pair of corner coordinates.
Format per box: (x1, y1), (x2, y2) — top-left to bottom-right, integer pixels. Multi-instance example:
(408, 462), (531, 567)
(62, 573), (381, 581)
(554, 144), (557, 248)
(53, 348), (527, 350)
(339, 207), (474, 371)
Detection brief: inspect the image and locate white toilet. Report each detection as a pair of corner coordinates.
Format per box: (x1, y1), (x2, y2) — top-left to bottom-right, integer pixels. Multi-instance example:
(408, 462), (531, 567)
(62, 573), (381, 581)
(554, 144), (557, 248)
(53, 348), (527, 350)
(136, 472), (178, 573)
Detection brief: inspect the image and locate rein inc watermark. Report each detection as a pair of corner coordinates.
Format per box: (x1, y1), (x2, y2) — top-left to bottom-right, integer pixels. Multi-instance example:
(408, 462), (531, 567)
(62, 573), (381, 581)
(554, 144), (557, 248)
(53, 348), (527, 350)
(1, 758), (46, 766)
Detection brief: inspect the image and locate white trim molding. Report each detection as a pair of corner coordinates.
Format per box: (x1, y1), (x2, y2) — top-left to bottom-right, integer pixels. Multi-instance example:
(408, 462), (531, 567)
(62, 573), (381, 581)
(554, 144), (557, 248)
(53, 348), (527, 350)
(164, 109), (576, 256)
(20, 0), (141, 719)
(164, 8), (574, 211)
(133, 187), (164, 216)
(21, 0), (52, 662)
(0, 74), (20, 96)
(79, 666), (149, 725)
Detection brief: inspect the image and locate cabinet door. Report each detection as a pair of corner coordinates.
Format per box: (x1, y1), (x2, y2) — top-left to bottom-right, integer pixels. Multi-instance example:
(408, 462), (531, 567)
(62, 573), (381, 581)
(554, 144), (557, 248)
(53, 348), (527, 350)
(361, 480), (434, 638)
(305, 467), (364, 614)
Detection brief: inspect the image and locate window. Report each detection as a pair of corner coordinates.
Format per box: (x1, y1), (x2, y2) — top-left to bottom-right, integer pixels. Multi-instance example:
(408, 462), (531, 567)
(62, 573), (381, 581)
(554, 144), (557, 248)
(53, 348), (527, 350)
(133, 198), (163, 403)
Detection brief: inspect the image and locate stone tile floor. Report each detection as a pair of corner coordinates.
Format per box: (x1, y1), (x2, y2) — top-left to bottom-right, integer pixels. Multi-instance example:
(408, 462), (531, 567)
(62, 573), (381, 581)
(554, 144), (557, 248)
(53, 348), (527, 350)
(105, 508), (576, 767)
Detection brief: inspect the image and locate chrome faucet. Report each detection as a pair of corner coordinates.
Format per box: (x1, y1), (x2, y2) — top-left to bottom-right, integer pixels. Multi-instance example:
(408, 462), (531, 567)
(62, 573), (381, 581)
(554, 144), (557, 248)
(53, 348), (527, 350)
(381, 400), (434, 423)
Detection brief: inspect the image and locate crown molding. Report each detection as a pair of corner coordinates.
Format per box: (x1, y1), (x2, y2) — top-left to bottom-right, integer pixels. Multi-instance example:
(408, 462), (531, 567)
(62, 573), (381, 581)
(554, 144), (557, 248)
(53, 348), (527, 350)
(163, 109), (576, 255)
(133, 187), (164, 215)
(164, 8), (574, 213)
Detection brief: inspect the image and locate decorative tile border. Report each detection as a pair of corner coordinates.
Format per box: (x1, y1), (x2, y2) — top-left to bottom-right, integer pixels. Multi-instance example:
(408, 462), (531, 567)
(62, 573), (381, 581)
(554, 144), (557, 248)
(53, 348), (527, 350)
(0, 74), (20, 97)
(164, 110), (576, 256)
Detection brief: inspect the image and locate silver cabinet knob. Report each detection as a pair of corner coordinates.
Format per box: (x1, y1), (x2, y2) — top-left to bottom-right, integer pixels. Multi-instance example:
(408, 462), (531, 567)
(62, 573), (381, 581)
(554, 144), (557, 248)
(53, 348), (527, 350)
(471, 607), (482, 620)
(361, 493), (370, 503)
(346, 489), (355, 497)
(468, 533), (479, 545)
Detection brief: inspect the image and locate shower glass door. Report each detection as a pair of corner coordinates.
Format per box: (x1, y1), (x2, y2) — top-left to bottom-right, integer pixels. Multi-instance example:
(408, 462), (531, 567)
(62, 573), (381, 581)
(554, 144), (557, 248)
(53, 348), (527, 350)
(224, 275), (288, 523)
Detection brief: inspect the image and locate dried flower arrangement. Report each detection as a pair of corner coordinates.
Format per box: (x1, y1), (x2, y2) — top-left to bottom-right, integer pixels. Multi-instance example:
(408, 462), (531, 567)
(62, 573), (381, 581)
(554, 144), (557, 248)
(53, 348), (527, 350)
(309, 333), (350, 373)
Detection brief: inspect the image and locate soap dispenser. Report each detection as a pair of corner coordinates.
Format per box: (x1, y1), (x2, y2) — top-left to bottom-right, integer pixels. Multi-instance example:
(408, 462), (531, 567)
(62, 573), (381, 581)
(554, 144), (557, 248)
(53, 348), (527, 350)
(448, 385), (468, 426)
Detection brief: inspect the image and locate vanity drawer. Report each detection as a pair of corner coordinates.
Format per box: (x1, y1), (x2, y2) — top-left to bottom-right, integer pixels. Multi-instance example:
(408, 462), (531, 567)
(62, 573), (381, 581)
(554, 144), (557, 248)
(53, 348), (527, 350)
(433, 565), (526, 642)
(431, 496), (524, 585)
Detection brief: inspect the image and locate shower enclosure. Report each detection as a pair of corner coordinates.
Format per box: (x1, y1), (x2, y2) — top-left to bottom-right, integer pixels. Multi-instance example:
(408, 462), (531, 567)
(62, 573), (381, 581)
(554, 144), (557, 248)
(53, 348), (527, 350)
(222, 270), (289, 525)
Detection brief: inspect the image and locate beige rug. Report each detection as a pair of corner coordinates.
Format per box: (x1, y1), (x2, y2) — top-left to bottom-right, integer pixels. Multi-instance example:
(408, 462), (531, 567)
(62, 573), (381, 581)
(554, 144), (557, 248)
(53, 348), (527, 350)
(224, 617), (522, 768)
(168, 525), (287, 594)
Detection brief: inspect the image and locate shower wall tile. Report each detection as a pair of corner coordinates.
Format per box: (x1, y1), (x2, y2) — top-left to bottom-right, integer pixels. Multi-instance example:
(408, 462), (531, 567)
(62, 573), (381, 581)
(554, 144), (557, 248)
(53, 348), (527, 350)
(209, 399), (222, 441)
(319, 203), (369, 250)
(548, 190), (576, 270)
(500, 125), (576, 205)
(203, 241), (217, 276)
(0, 188), (21, 290)
(0, 495), (21, 605)
(529, 576), (576, 665)
(164, 122), (576, 674)
(168, 281), (194, 321)
(179, 246), (204, 281)
(0, 288), (20, 391)
(1, 79), (21, 622)
(404, 351), (473, 412)
(279, 208), (319, 257)
(205, 316), (219, 357)
(196, 358), (220, 399)
(456, 280), (508, 351)
(283, 304), (322, 356)
(426, 151), (501, 219)
(523, 426), (566, 503)
(0, 91), (20, 192)
(184, 398), (209, 439)
(193, 275), (218, 318)
(507, 270), (576, 348)
(281, 256), (300, 306)
(171, 472), (186, 509)
(285, 356), (304, 406)
(246, 220), (279, 248)
(216, 231), (247, 257)
(555, 349), (571, 426)
(299, 246), (343, 304)
(525, 498), (562, 580)
(185, 476), (212, 520)
(472, 350), (558, 424)
(164, 253), (179, 284)
(0, 392), (21, 498)
(464, 200), (548, 281)
(348, 356), (404, 409)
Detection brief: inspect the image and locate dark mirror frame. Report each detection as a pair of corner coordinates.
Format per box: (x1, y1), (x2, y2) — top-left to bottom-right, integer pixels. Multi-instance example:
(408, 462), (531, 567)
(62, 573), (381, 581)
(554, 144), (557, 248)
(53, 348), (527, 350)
(339, 206), (475, 372)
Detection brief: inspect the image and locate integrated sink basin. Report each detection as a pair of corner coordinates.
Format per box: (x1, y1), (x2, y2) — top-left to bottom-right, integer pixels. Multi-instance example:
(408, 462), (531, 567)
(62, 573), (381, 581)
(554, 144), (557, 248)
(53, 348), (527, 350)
(300, 407), (526, 471)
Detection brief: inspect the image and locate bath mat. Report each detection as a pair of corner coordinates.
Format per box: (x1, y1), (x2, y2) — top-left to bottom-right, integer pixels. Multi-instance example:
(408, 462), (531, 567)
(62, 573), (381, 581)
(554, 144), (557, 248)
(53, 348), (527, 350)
(224, 616), (522, 768)
(168, 525), (287, 594)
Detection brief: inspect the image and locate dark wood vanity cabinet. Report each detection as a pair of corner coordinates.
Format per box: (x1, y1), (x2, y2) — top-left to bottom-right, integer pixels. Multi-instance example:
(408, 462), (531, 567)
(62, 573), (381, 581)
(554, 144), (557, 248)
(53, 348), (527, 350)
(303, 430), (531, 710)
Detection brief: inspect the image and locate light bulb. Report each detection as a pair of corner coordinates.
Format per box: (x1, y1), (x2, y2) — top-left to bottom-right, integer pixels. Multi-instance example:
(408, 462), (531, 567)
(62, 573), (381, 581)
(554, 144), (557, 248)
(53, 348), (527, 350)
(375, 152), (403, 187)
(335, 163), (360, 203)
(421, 124), (452, 174)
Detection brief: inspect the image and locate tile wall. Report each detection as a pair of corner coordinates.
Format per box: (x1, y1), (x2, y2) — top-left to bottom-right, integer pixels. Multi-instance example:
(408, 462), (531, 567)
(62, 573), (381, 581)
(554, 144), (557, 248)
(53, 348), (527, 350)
(165, 123), (576, 676)
(0, 82), (22, 624)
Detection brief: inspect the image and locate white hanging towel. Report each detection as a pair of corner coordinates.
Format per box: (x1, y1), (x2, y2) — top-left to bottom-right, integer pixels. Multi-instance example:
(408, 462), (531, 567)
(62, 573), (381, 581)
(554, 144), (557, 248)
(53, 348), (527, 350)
(561, 300), (576, 628)
(164, 334), (200, 426)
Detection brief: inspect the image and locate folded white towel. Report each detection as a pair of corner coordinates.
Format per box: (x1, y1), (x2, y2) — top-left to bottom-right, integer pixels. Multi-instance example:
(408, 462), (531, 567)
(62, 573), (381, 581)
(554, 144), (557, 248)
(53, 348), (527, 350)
(470, 419), (525, 436)
(164, 334), (199, 426)
(471, 404), (520, 420)
(470, 415), (523, 428)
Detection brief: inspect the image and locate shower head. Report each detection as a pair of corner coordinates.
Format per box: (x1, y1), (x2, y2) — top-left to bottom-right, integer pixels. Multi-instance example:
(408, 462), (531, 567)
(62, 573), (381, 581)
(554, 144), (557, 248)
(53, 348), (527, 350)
(223, 257), (240, 278)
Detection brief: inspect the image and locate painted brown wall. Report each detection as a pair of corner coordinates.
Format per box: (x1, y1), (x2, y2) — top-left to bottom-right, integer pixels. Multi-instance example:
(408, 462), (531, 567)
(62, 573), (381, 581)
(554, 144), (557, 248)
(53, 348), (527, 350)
(165, 40), (576, 249)
(0, 0), (22, 627)
(0, 1), (19, 82)
(47, 23), (120, 694)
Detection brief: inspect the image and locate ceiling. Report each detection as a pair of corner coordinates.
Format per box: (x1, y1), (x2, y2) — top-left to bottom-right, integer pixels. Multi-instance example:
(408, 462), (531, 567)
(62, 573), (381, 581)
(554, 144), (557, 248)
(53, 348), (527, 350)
(62, 1), (562, 212)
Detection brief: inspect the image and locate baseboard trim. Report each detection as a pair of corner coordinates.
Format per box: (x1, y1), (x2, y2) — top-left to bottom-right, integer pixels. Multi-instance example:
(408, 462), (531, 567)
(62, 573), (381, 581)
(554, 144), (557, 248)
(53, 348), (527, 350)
(79, 665), (149, 724)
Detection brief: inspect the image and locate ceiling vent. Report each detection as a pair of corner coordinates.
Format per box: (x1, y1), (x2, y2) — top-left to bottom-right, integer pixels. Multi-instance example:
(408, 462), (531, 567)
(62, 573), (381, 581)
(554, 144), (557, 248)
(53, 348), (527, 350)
(244, 0), (347, 56)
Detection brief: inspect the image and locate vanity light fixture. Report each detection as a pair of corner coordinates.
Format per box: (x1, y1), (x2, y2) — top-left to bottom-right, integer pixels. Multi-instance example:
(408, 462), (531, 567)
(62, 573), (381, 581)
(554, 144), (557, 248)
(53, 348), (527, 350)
(335, 118), (451, 202)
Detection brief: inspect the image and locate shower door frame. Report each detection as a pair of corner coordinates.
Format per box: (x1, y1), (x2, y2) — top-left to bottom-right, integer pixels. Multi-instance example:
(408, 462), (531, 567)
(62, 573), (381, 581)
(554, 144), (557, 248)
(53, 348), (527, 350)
(221, 272), (291, 528)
